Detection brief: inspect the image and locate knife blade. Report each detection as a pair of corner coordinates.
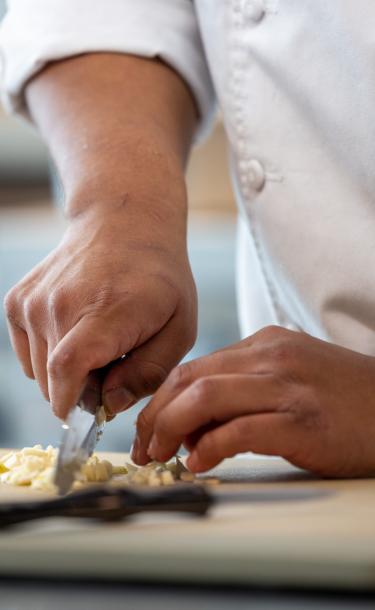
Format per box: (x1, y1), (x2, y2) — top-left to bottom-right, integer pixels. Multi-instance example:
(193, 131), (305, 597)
(54, 404), (105, 496)
(54, 361), (119, 496)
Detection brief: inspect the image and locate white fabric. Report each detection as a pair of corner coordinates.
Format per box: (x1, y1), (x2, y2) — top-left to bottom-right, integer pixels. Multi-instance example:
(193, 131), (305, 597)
(0, 0), (215, 139)
(194, 0), (375, 353)
(2, 0), (375, 355)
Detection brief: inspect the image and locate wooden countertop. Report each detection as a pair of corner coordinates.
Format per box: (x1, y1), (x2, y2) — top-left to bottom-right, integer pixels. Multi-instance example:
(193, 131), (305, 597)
(0, 451), (374, 590)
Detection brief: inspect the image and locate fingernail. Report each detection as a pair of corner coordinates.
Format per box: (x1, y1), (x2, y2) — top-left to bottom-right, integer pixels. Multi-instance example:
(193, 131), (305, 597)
(187, 452), (200, 472)
(131, 436), (139, 463)
(104, 387), (135, 413)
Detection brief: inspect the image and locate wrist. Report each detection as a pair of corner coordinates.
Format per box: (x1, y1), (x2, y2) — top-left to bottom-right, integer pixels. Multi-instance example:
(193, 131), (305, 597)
(63, 137), (188, 230)
(63, 162), (189, 258)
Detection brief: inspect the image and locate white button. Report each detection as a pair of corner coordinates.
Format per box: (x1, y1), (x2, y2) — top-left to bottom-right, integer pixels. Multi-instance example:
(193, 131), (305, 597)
(243, 159), (266, 191)
(243, 0), (266, 23)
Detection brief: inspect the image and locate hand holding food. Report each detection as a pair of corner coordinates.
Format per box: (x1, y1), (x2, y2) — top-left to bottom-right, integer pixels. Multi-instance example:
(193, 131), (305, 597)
(134, 326), (375, 478)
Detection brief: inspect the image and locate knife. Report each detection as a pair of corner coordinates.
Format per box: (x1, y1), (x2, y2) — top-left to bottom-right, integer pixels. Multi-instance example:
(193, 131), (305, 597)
(54, 402), (105, 497)
(0, 484), (332, 529)
(54, 360), (124, 496)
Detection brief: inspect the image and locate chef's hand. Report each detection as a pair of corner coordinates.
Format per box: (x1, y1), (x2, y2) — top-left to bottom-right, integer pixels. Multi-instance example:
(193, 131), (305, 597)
(4, 207), (196, 421)
(3, 53), (198, 420)
(133, 326), (375, 478)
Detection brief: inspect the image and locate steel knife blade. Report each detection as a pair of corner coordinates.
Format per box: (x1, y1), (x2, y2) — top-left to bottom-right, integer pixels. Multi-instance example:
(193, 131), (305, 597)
(54, 405), (105, 496)
(54, 358), (126, 495)
(54, 369), (108, 495)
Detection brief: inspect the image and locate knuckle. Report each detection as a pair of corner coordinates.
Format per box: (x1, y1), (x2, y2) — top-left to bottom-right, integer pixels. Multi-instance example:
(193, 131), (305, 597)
(190, 377), (215, 404)
(255, 325), (284, 342)
(209, 350), (226, 369)
(3, 288), (20, 325)
(47, 348), (72, 380)
(167, 362), (193, 393)
(254, 326), (304, 363)
(287, 390), (321, 430)
(262, 338), (302, 375)
(269, 340), (294, 364)
(23, 295), (42, 325)
(47, 288), (68, 318)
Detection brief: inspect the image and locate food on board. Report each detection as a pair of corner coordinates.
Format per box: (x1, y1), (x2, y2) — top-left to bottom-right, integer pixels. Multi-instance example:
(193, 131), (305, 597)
(0, 447), (197, 492)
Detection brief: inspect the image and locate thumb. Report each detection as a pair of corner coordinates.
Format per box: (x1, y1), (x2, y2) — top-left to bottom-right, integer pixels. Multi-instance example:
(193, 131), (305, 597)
(102, 314), (194, 416)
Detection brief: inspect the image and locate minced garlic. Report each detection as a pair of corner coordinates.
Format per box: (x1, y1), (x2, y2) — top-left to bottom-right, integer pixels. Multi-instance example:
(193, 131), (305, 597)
(0, 447), (195, 493)
(123, 456), (190, 487)
(0, 445), (127, 492)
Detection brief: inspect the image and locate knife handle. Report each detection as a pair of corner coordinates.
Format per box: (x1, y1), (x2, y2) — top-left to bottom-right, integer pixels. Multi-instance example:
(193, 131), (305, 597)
(67, 484), (213, 519)
(0, 485), (213, 529)
(117, 484), (213, 516)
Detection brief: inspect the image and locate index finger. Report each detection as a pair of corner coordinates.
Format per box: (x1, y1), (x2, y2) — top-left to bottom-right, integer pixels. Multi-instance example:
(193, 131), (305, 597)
(132, 354), (226, 464)
(48, 316), (132, 419)
(135, 372), (282, 464)
(133, 343), (266, 464)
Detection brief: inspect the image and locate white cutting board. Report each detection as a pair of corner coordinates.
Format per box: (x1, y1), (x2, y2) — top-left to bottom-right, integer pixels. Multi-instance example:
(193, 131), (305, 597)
(0, 450), (374, 590)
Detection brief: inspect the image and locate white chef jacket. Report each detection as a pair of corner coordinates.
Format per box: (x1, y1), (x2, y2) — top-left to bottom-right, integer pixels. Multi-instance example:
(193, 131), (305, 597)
(1, 0), (375, 355)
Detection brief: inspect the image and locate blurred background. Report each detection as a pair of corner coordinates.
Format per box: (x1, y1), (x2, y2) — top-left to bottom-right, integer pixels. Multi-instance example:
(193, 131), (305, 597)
(0, 1), (239, 451)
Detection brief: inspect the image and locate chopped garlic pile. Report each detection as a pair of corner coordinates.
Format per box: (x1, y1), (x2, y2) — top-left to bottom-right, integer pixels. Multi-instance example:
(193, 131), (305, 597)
(0, 446), (198, 493)
(0, 446), (126, 492)
(79, 455), (126, 484)
(0, 445), (58, 491)
(124, 457), (194, 487)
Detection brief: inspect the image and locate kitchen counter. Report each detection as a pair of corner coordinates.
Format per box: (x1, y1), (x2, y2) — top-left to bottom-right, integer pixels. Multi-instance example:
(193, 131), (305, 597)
(1, 452), (375, 594)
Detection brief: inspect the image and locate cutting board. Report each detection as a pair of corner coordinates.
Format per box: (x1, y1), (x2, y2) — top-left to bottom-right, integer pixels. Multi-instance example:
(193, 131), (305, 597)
(0, 449), (375, 590)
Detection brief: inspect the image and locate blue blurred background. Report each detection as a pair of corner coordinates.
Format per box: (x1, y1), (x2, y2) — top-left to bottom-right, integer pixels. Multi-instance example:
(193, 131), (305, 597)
(0, 0), (239, 451)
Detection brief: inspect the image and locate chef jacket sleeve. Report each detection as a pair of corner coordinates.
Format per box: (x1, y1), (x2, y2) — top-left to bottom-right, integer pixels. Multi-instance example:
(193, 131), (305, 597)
(0, 0), (216, 141)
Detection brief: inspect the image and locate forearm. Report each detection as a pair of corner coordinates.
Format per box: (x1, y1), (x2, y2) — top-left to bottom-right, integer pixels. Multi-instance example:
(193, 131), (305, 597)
(25, 53), (197, 223)
(5, 53), (198, 417)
